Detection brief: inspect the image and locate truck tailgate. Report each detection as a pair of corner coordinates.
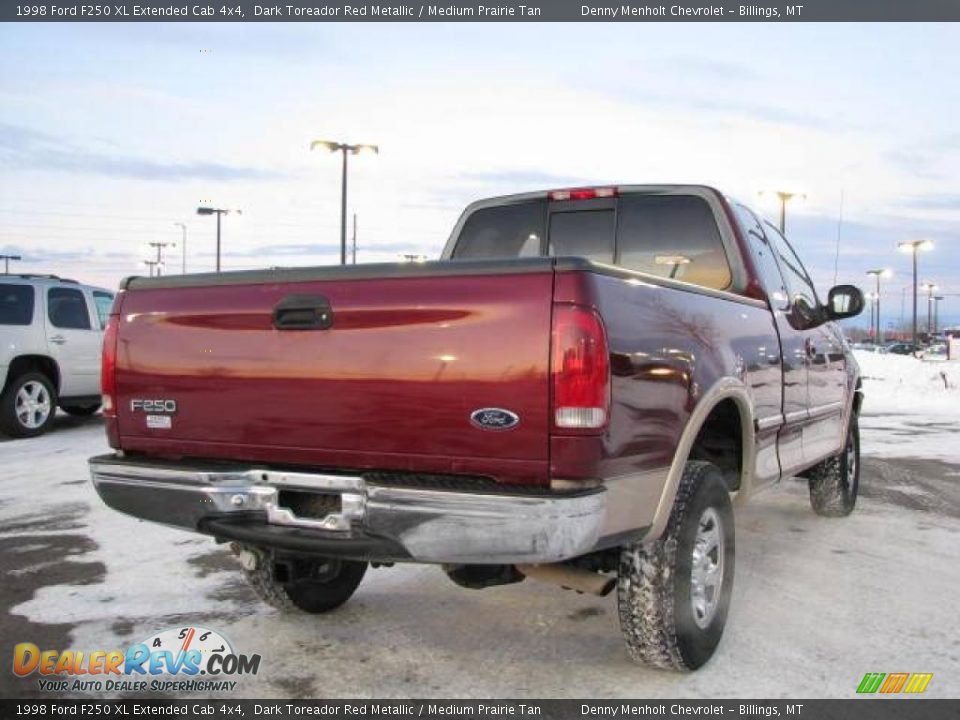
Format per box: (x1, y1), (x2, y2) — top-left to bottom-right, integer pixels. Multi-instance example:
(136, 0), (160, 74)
(113, 267), (554, 483)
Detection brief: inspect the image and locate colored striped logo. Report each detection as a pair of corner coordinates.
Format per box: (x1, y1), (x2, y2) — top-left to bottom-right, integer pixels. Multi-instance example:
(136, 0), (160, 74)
(857, 672), (933, 694)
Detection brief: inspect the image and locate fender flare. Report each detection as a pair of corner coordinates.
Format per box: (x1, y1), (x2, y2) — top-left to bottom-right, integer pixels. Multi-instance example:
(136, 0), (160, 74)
(644, 377), (757, 544)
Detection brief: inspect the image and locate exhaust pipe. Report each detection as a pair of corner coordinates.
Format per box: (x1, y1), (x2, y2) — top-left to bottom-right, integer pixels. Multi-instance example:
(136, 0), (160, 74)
(516, 563), (616, 597)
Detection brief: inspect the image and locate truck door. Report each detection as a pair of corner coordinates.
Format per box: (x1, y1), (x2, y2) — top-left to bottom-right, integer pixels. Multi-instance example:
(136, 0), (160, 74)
(763, 224), (845, 469)
(736, 207), (803, 481)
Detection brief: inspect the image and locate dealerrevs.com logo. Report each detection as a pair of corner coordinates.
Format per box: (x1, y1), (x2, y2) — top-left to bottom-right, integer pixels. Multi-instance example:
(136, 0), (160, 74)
(13, 626), (261, 693)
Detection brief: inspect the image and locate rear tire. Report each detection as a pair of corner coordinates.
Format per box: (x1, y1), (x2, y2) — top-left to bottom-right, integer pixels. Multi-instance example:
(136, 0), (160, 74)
(618, 461), (735, 670)
(61, 403), (101, 417)
(807, 415), (859, 517)
(239, 546), (367, 614)
(0, 372), (58, 438)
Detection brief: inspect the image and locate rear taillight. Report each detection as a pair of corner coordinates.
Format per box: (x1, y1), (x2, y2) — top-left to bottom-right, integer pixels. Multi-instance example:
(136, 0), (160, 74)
(551, 304), (610, 430)
(548, 187), (618, 202)
(101, 314), (119, 417)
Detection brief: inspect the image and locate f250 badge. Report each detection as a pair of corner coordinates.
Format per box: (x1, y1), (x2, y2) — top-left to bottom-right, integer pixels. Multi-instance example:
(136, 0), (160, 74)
(130, 399), (177, 413)
(470, 408), (520, 431)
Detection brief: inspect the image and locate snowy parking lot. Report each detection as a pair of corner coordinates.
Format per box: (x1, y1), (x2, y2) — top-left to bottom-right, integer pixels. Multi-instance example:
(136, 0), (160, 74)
(2, 352), (959, 699)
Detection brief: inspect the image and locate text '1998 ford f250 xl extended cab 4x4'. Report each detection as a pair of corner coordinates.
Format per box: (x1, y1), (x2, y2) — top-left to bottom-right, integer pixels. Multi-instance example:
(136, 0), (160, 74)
(90, 185), (865, 670)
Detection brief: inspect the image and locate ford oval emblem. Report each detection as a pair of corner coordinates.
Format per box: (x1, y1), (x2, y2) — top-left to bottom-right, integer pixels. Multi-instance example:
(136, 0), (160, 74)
(470, 408), (520, 431)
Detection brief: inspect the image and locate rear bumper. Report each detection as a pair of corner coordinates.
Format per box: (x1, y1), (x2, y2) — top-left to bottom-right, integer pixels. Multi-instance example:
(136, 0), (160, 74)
(88, 455), (606, 564)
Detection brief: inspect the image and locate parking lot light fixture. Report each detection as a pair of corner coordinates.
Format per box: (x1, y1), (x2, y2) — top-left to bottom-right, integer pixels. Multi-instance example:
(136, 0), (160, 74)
(196, 207), (241, 273)
(865, 268), (893, 343)
(310, 139), (379, 265)
(921, 281), (938, 336)
(758, 189), (806, 233)
(897, 240), (934, 347)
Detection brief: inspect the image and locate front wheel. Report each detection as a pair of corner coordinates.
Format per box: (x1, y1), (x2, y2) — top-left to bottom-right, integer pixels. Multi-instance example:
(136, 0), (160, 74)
(618, 461), (735, 670)
(238, 546), (367, 614)
(807, 415), (859, 517)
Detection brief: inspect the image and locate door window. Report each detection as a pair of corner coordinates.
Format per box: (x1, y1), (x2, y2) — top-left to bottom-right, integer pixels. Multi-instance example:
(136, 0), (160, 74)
(737, 206), (788, 310)
(48, 287), (92, 330)
(0, 284), (35, 325)
(764, 223), (820, 324)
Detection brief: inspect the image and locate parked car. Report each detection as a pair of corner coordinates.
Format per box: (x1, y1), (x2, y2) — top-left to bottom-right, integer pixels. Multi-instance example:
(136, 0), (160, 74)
(0, 275), (113, 437)
(89, 185), (864, 670)
(885, 342), (921, 356)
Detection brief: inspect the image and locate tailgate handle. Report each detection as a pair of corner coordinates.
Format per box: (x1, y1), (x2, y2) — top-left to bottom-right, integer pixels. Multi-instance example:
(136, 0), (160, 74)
(272, 294), (333, 330)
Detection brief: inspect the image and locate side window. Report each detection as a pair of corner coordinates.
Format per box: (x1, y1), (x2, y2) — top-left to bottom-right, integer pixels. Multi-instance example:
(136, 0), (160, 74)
(93, 291), (114, 330)
(764, 223), (820, 319)
(0, 284), (35, 326)
(736, 206), (788, 310)
(616, 194), (732, 290)
(47, 287), (92, 330)
(452, 201), (545, 259)
(548, 210), (615, 263)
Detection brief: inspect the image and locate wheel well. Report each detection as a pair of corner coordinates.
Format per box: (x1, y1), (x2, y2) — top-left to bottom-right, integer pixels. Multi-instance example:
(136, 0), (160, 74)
(3, 355), (61, 394)
(853, 378), (863, 416)
(688, 398), (743, 491)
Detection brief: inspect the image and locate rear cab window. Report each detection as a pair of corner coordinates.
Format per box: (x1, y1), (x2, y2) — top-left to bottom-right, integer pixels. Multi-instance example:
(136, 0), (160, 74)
(451, 192), (735, 292)
(0, 284), (35, 325)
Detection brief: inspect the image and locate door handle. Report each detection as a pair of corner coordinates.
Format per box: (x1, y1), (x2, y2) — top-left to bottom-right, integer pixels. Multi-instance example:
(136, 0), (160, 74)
(49, 335), (67, 345)
(272, 294), (333, 331)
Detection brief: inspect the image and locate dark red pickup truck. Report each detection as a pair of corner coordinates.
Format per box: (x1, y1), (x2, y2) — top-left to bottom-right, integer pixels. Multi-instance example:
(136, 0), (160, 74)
(90, 185), (864, 669)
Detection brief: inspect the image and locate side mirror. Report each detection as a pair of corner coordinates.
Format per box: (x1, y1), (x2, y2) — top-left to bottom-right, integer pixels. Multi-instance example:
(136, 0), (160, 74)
(826, 284), (865, 320)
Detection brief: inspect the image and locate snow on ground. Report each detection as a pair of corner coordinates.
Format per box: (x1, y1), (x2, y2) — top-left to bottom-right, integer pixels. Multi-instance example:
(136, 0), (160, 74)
(854, 351), (960, 463)
(2, 356), (959, 699)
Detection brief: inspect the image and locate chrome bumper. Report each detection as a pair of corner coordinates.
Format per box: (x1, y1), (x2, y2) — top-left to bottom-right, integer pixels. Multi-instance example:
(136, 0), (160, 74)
(88, 455), (607, 564)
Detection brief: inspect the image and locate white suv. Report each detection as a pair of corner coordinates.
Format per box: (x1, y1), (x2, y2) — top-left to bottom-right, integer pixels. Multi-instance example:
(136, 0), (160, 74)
(0, 275), (114, 437)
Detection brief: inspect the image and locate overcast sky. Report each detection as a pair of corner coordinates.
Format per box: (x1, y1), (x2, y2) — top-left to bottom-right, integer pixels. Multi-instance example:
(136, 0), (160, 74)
(1, 22), (957, 328)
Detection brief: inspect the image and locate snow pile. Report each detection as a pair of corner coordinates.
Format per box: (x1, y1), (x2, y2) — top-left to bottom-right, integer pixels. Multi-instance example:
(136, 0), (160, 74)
(854, 350), (960, 415)
(854, 351), (960, 463)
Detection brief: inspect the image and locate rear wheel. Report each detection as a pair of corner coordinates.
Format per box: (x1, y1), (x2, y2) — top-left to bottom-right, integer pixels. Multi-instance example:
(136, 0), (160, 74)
(618, 461), (735, 670)
(807, 415), (859, 517)
(61, 403), (101, 417)
(0, 372), (57, 438)
(237, 546), (367, 614)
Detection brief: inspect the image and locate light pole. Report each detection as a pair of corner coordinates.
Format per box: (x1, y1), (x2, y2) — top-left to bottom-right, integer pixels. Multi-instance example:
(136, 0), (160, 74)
(865, 268), (892, 343)
(196, 207), (241, 273)
(759, 190), (806, 233)
(148, 241), (175, 277)
(174, 222), (187, 273)
(898, 239), (934, 347)
(933, 296), (944, 336)
(310, 139), (379, 265)
(865, 292), (878, 340)
(0, 254), (21, 274)
(921, 281), (938, 337)
(143, 259), (162, 278)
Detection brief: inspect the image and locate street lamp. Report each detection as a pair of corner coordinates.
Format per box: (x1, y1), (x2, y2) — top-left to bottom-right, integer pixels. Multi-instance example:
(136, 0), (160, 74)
(174, 222), (187, 274)
(933, 296), (944, 336)
(898, 239), (934, 347)
(921, 281), (938, 337)
(143, 259), (163, 278)
(148, 241), (175, 277)
(0, 254), (22, 274)
(865, 291), (878, 341)
(310, 139), (379, 265)
(865, 268), (892, 343)
(196, 207), (241, 273)
(759, 190), (806, 233)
